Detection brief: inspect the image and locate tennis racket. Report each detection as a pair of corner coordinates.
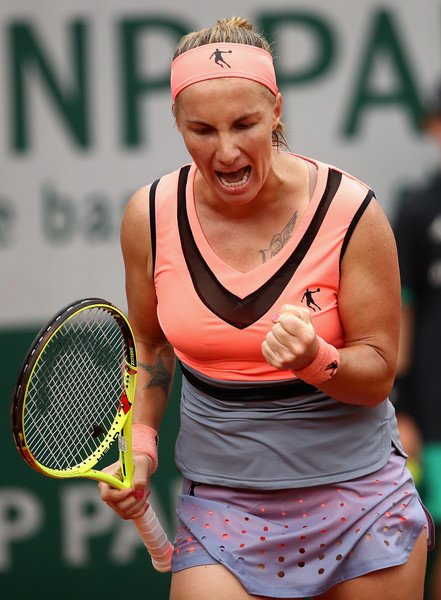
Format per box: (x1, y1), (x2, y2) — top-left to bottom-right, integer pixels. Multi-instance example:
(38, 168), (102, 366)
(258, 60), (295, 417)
(11, 298), (173, 572)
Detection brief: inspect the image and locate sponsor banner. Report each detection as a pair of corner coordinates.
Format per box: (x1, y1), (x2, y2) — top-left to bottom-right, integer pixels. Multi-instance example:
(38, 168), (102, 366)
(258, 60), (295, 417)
(0, 0), (440, 326)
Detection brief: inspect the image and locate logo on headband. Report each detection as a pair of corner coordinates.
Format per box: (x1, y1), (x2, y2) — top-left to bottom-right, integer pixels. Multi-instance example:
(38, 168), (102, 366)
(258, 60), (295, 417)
(209, 48), (233, 69)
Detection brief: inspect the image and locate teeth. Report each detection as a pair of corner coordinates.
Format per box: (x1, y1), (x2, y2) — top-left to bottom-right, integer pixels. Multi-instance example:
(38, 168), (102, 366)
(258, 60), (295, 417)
(219, 168), (250, 188)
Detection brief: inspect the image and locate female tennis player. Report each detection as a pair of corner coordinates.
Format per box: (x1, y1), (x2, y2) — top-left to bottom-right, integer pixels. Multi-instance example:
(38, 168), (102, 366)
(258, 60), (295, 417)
(99, 16), (434, 600)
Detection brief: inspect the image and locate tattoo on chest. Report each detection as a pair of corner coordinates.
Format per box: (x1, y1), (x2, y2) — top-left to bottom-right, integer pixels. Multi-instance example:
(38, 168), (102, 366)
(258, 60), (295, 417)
(139, 355), (172, 396)
(259, 211), (298, 263)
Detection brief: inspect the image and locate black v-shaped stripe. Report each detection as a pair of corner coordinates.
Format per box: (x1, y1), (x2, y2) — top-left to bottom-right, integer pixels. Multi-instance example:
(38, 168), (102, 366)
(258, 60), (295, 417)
(149, 178), (160, 277)
(177, 165), (342, 329)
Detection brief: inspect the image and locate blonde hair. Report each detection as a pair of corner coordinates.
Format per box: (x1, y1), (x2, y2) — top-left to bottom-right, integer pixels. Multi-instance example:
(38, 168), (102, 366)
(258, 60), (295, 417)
(173, 17), (288, 149)
(173, 17), (271, 57)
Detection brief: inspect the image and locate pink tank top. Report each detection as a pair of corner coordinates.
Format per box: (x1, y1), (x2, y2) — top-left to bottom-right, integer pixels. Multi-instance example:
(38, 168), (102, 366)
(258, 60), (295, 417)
(151, 155), (373, 382)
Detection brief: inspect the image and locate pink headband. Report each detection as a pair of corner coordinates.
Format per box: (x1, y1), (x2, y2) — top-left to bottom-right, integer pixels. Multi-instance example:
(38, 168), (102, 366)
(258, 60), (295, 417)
(170, 42), (278, 101)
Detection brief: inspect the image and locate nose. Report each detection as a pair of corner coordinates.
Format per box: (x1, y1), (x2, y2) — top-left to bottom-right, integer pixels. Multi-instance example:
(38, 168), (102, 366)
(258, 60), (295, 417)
(216, 132), (241, 165)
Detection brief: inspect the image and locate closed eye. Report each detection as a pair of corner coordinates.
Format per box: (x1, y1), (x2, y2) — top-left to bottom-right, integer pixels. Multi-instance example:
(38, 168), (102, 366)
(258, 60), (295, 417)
(236, 121), (256, 128)
(190, 125), (214, 135)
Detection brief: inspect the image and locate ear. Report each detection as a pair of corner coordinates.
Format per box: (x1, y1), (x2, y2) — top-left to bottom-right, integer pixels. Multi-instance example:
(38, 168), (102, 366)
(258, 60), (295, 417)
(272, 93), (283, 130)
(172, 104), (182, 132)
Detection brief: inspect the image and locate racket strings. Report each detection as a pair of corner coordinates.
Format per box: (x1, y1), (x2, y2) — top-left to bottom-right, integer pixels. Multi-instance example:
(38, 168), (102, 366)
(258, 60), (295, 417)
(24, 307), (128, 470)
(26, 313), (122, 467)
(25, 328), (115, 466)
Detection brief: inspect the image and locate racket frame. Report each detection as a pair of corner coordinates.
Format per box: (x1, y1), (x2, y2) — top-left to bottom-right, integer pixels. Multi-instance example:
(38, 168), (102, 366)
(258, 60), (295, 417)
(11, 298), (137, 490)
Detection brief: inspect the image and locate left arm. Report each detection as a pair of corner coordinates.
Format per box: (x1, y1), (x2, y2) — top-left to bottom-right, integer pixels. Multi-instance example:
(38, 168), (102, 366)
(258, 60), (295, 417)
(262, 198), (400, 407)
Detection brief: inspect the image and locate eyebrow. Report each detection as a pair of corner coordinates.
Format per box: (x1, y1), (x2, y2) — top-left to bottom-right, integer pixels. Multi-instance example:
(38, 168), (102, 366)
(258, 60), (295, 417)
(185, 111), (262, 126)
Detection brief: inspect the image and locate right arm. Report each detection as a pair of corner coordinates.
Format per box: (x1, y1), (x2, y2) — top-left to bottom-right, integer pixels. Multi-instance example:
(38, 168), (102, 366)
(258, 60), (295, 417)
(123, 185), (176, 431)
(99, 184), (176, 519)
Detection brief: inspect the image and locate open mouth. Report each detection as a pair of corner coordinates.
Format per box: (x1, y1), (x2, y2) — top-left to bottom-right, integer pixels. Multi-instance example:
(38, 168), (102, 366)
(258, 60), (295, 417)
(216, 166), (251, 188)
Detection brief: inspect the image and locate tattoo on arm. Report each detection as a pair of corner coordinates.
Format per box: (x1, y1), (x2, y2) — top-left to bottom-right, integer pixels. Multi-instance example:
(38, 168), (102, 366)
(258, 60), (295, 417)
(260, 211), (298, 263)
(139, 355), (173, 397)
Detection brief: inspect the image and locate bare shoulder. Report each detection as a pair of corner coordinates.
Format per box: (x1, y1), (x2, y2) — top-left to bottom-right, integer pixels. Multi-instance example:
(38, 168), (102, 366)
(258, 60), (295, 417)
(342, 195), (397, 266)
(121, 184), (151, 240)
(339, 194), (400, 339)
(120, 184), (153, 271)
(122, 184), (151, 229)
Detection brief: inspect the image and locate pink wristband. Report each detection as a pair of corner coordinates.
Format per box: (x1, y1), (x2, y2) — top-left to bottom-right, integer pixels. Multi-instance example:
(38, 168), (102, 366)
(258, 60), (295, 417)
(131, 424), (159, 472)
(291, 336), (340, 385)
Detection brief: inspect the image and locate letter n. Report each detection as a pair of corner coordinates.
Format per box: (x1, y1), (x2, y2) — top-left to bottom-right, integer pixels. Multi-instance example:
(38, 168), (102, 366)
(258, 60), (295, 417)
(8, 21), (90, 151)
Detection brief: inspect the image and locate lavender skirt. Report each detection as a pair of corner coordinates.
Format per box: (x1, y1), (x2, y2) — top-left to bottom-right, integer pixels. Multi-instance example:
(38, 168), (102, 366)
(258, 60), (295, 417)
(172, 450), (434, 598)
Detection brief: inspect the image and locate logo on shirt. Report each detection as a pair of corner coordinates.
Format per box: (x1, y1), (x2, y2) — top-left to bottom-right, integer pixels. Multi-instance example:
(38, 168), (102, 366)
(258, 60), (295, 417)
(209, 48), (233, 68)
(301, 288), (321, 312)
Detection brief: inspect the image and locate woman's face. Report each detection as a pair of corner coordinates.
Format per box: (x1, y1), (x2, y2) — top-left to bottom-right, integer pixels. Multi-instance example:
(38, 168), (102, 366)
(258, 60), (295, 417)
(175, 77), (282, 208)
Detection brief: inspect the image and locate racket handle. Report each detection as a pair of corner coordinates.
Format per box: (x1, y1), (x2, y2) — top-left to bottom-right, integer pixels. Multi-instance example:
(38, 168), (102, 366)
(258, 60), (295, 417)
(133, 505), (174, 572)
